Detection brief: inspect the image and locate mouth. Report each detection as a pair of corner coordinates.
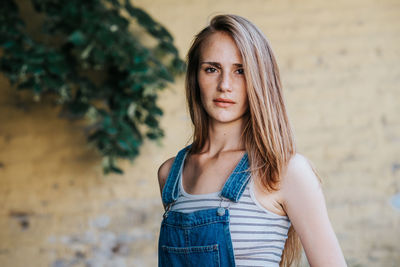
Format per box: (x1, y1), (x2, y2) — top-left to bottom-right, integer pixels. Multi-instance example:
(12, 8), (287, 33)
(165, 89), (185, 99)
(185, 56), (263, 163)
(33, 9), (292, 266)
(213, 98), (236, 104)
(213, 98), (236, 108)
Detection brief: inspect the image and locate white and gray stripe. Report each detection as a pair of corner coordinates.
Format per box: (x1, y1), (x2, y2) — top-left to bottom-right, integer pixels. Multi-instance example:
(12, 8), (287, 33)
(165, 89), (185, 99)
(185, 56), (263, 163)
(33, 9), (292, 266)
(170, 176), (291, 267)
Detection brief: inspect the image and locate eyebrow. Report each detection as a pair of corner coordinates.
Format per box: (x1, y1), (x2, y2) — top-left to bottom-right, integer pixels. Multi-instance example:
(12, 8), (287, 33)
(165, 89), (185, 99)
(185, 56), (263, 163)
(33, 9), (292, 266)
(200, 61), (243, 68)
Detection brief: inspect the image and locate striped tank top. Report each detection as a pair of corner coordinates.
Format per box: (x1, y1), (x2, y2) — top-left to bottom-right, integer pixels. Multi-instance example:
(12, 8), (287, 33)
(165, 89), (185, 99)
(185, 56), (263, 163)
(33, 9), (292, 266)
(170, 164), (291, 266)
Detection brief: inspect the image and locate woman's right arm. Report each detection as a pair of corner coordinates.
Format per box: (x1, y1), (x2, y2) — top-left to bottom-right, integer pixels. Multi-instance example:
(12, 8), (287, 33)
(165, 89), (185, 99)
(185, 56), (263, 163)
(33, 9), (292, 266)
(157, 157), (175, 210)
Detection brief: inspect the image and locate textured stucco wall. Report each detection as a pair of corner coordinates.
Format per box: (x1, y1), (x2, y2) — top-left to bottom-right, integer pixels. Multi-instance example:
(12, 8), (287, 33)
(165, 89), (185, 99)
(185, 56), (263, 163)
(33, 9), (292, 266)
(0, 0), (399, 266)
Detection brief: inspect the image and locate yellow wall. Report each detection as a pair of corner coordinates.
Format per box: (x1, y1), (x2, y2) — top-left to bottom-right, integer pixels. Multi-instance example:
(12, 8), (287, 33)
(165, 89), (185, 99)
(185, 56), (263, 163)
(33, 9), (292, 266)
(1, 0), (399, 266)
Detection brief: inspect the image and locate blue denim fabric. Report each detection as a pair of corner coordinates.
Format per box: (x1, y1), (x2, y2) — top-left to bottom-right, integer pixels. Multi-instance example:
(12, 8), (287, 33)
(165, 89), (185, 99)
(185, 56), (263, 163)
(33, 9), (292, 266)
(158, 144), (251, 267)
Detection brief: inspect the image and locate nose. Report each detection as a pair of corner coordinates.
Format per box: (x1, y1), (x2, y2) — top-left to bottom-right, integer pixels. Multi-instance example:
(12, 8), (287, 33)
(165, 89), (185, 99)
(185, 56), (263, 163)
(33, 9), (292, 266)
(218, 71), (232, 92)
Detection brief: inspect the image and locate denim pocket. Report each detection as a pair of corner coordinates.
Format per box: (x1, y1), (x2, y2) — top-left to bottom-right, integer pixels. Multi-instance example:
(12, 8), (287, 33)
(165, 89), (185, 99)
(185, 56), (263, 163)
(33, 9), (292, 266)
(160, 244), (220, 267)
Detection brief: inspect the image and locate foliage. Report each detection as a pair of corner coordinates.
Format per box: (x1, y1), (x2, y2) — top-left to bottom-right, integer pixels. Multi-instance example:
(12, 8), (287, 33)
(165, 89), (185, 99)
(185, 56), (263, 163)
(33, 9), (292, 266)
(0, 0), (185, 174)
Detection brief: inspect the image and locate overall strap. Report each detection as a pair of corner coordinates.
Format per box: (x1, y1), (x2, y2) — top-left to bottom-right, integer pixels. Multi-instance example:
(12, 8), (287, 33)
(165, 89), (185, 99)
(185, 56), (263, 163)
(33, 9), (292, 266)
(220, 153), (251, 202)
(161, 144), (191, 206)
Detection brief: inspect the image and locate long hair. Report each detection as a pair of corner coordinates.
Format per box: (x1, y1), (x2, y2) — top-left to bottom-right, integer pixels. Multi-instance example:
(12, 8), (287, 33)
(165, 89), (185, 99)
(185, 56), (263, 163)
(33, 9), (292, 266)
(185, 14), (302, 266)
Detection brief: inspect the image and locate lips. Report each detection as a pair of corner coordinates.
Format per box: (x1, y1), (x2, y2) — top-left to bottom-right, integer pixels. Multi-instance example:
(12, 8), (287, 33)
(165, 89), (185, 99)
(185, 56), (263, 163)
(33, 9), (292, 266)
(213, 98), (235, 104)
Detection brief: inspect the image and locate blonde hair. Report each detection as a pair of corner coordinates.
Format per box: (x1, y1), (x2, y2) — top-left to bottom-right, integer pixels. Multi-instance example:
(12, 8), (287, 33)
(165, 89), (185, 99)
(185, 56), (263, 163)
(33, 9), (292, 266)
(185, 14), (302, 266)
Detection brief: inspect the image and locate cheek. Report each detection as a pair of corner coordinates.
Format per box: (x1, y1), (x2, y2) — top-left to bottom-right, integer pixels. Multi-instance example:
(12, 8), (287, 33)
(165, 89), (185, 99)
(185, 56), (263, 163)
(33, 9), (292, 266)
(240, 85), (249, 109)
(198, 72), (213, 90)
(242, 95), (249, 112)
(198, 75), (214, 100)
(199, 90), (207, 108)
(198, 85), (209, 109)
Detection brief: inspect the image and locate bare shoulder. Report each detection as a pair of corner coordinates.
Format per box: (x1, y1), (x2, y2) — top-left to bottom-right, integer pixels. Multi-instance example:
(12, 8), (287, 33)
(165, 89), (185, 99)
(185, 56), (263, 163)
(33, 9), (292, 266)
(157, 157), (176, 193)
(280, 153), (321, 198)
(280, 154), (347, 266)
(284, 153), (315, 174)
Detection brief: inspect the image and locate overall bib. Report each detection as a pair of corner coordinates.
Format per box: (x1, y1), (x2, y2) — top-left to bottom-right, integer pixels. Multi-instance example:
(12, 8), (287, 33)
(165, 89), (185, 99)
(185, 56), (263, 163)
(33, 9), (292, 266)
(158, 144), (251, 267)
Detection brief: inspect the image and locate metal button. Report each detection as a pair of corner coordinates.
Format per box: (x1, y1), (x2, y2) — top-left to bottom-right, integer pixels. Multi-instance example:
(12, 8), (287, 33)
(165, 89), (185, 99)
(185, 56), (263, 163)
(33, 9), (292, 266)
(217, 207), (225, 216)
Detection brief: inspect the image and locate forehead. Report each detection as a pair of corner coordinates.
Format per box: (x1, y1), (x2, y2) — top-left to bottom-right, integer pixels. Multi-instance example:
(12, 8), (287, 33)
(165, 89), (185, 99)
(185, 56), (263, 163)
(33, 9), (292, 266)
(199, 31), (242, 62)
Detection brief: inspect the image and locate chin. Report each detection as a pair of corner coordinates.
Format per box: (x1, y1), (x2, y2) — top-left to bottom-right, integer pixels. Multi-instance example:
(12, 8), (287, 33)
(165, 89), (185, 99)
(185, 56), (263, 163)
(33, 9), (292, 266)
(205, 108), (247, 124)
(210, 115), (243, 124)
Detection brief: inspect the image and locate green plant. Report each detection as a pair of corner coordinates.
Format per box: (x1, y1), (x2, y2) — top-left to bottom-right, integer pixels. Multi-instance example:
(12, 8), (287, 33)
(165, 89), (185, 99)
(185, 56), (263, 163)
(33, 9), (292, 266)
(0, 0), (185, 174)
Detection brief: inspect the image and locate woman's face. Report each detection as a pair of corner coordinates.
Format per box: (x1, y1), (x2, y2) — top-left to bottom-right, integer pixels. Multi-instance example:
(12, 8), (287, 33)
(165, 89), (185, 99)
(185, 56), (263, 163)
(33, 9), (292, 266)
(197, 31), (248, 125)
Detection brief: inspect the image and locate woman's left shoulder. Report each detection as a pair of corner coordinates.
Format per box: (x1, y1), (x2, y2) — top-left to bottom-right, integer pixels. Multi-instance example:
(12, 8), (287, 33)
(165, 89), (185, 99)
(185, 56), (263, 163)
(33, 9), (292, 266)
(279, 154), (347, 266)
(280, 153), (321, 196)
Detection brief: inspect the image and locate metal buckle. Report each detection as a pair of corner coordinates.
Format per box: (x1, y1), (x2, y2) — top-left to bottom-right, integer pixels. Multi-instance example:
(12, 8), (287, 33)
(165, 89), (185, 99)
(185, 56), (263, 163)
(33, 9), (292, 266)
(163, 202), (173, 219)
(217, 196), (231, 216)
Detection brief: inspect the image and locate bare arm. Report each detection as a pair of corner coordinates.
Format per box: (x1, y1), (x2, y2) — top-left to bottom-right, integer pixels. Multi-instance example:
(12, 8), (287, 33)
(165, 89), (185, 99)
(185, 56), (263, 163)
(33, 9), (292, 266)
(157, 157), (175, 210)
(281, 154), (347, 267)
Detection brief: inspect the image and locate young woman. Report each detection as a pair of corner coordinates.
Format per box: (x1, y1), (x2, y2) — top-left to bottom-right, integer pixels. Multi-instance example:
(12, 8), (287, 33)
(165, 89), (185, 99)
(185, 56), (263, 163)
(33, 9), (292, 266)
(157, 14), (347, 267)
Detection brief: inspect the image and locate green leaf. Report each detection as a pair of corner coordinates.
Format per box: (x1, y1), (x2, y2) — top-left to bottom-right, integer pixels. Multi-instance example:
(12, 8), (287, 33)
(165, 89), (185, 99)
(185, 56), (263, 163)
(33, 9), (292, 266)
(88, 130), (104, 142)
(130, 83), (143, 92)
(48, 64), (62, 75)
(157, 65), (174, 82)
(33, 83), (42, 94)
(110, 165), (124, 174)
(117, 140), (130, 151)
(124, 1), (173, 41)
(150, 106), (163, 116)
(106, 0), (121, 8)
(68, 30), (86, 46)
(106, 127), (118, 135)
(144, 115), (158, 128)
(1, 41), (15, 49)
(102, 115), (112, 128)
(17, 78), (35, 90)
(157, 41), (178, 55)
(67, 101), (89, 115)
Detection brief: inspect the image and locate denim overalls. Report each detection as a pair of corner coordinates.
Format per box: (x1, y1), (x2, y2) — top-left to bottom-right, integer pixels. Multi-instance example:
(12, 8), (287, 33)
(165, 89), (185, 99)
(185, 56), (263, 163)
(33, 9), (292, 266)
(158, 144), (251, 267)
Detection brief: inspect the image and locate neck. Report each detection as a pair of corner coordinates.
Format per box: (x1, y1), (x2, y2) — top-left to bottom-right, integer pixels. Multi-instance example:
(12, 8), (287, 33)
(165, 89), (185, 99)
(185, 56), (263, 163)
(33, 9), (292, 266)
(200, 117), (246, 156)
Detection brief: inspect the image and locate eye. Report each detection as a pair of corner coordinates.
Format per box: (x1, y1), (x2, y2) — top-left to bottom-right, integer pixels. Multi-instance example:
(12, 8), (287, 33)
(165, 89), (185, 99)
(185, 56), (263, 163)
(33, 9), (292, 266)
(236, 68), (244, 75)
(205, 67), (217, 73)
